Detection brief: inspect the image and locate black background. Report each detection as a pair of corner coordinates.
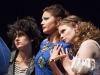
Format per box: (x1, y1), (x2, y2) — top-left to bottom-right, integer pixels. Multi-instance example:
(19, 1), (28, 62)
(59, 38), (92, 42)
(0, 0), (100, 50)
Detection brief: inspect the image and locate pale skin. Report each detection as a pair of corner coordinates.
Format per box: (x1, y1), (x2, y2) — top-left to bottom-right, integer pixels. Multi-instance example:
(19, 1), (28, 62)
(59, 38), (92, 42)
(49, 24), (100, 75)
(14, 31), (33, 69)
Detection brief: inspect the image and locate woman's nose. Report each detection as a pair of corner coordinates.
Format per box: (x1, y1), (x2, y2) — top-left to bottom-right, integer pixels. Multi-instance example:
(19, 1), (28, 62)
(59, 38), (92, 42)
(60, 34), (64, 40)
(15, 36), (19, 41)
(41, 20), (44, 26)
(60, 34), (63, 38)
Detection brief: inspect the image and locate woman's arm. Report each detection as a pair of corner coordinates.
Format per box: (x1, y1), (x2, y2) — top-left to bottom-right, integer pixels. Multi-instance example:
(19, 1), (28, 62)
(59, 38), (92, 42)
(77, 40), (99, 59)
(49, 45), (67, 75)
(48, 60), (65, 75)
(62, 40), (99, 75)
(49, 44), (77, 75)
(60, 48), (77, 75)
(69, 40), (99, 75)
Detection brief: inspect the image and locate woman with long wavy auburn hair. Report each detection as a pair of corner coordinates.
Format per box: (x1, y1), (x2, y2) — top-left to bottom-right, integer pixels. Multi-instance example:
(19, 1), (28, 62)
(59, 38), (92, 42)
(50, 15), (100, 75)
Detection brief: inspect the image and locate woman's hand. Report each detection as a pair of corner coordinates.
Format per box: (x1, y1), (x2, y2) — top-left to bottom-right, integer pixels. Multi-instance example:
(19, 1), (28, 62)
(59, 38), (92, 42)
(60, 48), (77, 75)
(49, 44), (68, 75)
(50, 44), (67, 61)
(60, 48), (72, 67)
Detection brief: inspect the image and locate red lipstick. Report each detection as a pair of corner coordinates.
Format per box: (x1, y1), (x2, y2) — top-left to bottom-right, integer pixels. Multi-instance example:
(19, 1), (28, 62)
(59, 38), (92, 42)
(42, 26), (45, 30)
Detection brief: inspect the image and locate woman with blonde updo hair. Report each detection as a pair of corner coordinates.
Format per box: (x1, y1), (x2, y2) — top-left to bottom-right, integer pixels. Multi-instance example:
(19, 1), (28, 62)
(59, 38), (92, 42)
(50, 15), (100, 75)
(34, 4), (72, 75)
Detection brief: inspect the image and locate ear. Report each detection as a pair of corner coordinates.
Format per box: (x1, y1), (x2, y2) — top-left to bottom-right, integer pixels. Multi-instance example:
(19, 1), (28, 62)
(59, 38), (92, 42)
(31, 39), (34, 42)
(56, 17), (62, 23)
(74, 24), (78, 30)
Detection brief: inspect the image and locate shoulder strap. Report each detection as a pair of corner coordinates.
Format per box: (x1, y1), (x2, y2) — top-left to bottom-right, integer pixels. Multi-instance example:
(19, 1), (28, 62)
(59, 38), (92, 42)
(93, 40), (100, 50)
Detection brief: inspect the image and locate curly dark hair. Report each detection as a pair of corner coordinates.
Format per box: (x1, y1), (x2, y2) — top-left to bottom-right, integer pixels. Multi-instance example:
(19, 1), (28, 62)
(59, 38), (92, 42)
(7, 16), (42, 54)
(58, 15), (100, 56)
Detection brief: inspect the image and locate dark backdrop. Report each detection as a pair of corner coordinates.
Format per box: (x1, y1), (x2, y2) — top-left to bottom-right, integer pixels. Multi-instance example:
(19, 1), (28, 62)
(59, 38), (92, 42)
(0, 0), (100, 50)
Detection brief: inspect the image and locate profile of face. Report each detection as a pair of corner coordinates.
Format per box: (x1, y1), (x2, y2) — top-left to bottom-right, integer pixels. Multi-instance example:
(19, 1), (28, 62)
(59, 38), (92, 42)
(58, 25), (76, 44)
(14, 31), (32, 50)
(41, 11), (57, 34)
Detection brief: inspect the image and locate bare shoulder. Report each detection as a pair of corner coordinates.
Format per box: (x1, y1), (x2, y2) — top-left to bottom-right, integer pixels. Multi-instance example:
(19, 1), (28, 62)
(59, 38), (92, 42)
(78, 40), (100, 59)
(80, 40), (99, 51)
(81, 40), (96, 46)
(80, 40), (99, 49)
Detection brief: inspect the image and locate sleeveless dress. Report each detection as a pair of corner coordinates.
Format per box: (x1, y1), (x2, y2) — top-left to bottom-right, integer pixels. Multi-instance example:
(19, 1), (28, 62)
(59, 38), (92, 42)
(34, 39), (72, 75)
(71, 40), (100, 75)
(92, 41), (100, 75)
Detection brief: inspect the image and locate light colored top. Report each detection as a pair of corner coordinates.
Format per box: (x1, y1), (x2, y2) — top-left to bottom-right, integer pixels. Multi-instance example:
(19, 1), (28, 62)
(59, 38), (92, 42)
(71, 40), (100, 75)
(15, 62), (28, 75)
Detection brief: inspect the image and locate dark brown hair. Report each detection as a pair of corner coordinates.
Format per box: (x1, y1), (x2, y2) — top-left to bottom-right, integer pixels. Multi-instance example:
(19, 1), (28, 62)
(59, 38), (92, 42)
(7, 16), (42, 54)
(43, 4), (70, 19)
(43, 4), (70, 41)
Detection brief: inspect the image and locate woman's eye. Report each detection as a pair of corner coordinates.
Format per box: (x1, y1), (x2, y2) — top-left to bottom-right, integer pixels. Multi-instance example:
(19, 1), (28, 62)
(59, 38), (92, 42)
(18, 33), (24, 37)
(20, 33), (24, 36)
(44, 17), (49, 20)
(13, 36), (16, 40)
(61, 29), (65, 33)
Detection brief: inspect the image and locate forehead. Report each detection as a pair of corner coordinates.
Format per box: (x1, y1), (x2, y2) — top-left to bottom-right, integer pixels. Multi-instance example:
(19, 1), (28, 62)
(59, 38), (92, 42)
(14, 30), (25, 35)
(58, 25), (69, 32)
(42, 11), (52, 17)
(58, 25), (67, 29)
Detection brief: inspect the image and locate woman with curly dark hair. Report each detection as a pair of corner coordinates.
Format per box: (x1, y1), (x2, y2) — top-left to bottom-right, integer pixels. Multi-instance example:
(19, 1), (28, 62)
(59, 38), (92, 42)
(50, 15), (100, 75)
(6, 16), (42, 75)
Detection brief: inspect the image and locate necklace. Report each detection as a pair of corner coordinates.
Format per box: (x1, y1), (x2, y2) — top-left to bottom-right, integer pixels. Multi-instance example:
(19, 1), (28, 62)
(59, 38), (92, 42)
(41, 39), (58, 52)
(16, 55), (32, 63)
(37, 39), (58, 68)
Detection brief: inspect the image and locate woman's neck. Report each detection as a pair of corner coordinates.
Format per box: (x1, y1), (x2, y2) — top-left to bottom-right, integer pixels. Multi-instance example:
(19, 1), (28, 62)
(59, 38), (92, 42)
(48, 31), (59, 43)
(18, 46), (33, 61)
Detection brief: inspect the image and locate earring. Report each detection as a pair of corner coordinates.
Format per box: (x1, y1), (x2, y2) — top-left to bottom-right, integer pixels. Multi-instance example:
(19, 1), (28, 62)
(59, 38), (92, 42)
(31, 39), (34, 42)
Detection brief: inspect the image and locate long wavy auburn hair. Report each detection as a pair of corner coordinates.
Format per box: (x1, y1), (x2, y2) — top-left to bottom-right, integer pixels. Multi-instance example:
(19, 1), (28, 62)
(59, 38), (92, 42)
(57, 15), (100, 56)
